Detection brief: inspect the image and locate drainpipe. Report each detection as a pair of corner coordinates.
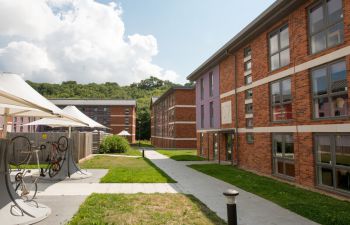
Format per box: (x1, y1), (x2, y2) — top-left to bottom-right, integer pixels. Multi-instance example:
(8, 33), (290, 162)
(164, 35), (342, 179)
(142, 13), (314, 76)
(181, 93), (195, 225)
(226, 50), (239, 166)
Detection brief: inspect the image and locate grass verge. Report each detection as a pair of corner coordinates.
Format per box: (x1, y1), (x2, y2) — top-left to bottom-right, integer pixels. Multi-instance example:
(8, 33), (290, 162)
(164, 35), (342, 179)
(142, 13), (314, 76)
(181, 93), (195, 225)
(69, 193), (226, 225)
(157, 149), (205, 161)
(189, 164), (350, 225)
(79, 155), (175, 183)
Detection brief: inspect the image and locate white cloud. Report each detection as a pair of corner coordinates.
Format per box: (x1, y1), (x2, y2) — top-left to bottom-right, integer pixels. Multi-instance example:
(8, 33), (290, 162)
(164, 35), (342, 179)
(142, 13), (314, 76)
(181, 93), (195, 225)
(0, 0), (179, 85)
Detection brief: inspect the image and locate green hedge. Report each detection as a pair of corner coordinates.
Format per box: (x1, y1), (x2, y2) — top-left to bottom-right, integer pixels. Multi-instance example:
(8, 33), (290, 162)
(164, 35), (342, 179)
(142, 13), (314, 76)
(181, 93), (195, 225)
(99, 135), (130, 154)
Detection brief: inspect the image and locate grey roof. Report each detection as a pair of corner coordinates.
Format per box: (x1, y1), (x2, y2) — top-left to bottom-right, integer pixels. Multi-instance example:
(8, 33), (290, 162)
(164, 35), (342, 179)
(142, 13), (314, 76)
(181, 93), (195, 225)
(152, 86), (194, 106)
(187, 0), (304, 81)
(50, 99), (136, 106)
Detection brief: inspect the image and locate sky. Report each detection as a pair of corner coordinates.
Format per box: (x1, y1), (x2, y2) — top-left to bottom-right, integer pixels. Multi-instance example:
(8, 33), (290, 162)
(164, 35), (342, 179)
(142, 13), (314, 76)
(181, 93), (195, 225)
(0, 0), (275, 85)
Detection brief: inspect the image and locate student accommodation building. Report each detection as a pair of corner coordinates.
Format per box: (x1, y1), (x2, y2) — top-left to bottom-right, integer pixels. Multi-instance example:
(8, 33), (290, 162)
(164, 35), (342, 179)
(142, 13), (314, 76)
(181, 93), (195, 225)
(150, 87), (196, 148)
(50, 99), (137, 143)
(188, 0), (350, 196)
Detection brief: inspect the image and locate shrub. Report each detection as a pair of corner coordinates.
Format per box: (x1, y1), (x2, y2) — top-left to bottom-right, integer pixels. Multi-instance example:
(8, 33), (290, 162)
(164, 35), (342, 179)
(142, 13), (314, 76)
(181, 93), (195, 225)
(99, 135), (130, 154)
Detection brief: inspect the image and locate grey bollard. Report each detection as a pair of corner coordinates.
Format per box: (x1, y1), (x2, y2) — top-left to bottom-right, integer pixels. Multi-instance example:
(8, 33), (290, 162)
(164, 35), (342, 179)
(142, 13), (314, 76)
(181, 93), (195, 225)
(223, 189), (239, 225)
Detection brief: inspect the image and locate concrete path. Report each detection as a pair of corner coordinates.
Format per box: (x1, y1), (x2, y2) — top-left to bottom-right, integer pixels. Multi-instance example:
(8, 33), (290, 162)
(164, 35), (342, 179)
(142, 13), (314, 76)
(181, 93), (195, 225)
(146, 150), (319, 225)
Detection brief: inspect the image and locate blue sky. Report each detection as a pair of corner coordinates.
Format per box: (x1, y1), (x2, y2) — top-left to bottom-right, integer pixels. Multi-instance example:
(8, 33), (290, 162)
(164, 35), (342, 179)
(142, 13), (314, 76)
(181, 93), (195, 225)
(99, 0), (275, 83)
(0, 0), (275, 85)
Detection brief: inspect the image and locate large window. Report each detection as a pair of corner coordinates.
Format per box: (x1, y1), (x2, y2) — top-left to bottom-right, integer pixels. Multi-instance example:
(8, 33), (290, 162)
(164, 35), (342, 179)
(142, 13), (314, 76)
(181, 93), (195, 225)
(269, 25), (290, 71)
(209, 102), (214, 128)
(272, 134), (295, 179)
(200, 105), (204, 128)
(209, 72), (214, 97)
(271, 78), (292, 121)
(200, 78), (204, 100)
(309, 0), (344, 54)
(312, 60), (348, 119)
(315, 134), (350, 194)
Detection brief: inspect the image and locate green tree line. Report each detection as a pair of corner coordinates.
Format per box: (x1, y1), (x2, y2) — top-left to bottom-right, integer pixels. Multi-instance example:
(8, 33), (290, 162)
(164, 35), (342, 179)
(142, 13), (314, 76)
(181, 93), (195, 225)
(27, 76), (192, 140)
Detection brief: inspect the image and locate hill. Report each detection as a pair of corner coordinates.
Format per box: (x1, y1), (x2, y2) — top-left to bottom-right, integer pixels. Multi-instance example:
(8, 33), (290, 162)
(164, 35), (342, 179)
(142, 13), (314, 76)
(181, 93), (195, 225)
(27, 77), (193, 139)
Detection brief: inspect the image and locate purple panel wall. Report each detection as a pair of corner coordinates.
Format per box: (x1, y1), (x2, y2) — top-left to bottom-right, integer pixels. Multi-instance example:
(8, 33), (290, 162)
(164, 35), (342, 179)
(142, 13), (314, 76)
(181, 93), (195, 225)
(195, 65), (220, 130)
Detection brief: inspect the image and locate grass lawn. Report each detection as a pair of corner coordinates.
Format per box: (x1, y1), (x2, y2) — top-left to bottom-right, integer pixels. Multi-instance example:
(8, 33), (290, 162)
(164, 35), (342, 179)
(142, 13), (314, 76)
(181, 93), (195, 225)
(157, 149), (205, 161)
(189, 164), (350, 225)
(79, 155), (175, 183)
(69, 193), (226, 225)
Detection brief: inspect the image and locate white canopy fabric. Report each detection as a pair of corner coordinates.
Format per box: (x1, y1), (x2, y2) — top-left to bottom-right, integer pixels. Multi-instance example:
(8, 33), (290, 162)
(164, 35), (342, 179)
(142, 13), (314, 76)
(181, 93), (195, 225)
(24, 118), (86, 128)
(0, 74), (87, 125)
(62, 106), (108, 129)
(118, 130), (131, 136)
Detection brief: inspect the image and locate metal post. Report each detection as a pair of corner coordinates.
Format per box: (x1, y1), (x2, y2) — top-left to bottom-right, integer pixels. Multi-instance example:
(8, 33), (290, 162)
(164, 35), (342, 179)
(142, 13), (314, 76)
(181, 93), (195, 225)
(223, 189), (239, 225)
(142, 149), (145, 158)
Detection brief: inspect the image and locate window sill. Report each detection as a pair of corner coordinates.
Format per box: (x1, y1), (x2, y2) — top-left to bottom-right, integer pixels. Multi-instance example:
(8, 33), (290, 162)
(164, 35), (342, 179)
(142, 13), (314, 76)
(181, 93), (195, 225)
(312, 115), (350, 122)
(315, 185), (350, 198)
(271, 119), (294, 124)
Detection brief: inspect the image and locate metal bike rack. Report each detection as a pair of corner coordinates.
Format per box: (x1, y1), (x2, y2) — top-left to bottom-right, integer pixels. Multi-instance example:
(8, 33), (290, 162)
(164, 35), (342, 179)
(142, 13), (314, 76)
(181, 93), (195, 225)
(40, 138), (92, 181)
(0, 139), (51, 225)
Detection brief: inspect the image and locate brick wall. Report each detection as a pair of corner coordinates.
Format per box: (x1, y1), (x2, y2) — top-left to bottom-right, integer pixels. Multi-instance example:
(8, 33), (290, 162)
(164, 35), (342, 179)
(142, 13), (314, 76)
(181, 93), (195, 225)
(196, 0), (350, 195)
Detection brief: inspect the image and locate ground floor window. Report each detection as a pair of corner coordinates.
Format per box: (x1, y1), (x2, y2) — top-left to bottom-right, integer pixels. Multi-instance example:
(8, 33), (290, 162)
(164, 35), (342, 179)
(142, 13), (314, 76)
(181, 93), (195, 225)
(315, 134), (350, 194)
(272, 134), (295, 179)
(199, 133), (204, 156)
(226, 133), (233, 161)
(213, 133), (218, 160)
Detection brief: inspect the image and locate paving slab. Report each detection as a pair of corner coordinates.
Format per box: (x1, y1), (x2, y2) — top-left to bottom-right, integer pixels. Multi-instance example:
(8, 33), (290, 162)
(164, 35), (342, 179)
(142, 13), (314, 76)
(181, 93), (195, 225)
(146, 150), (319, 225)
(34, 195), (87, 225)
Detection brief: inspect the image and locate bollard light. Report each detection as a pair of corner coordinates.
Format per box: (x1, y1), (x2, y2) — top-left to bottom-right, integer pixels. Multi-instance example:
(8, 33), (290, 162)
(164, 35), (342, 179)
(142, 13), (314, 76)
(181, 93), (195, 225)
(223, 189), (239, 225)
(223, 189), (239, 204)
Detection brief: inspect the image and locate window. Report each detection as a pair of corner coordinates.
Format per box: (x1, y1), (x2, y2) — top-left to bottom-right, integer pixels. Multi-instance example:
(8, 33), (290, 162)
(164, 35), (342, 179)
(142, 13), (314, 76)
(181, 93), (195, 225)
(244, 47), (251, 58)
(312, 60), (348, 119)
(272, 134), (295, 179)
(246, 118), (253, 128)
(209, 102), (214, 128)
(245, 75), (252, 85)
(245, 103), (253, 114)
(245, 89), (253, 99)
(200, 105), (204, 128)
(209, 72), (214, 97)
(125, 118), (130, 125)
(125, 108), (130, 115)
(271, 78), (292, 121)
(246, 133), (254, 144)
(315, 134), (350, 194)
(269, 25), (290, 71)
(200, 78), (204, 100)
(125, 127), (129, 131)
(309, 0), (344, 54)
(244, 61), (252, 72)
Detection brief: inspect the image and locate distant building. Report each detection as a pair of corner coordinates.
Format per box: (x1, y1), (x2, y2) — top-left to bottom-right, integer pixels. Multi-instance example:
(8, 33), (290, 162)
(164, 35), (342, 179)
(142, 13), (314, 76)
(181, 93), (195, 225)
(150, 87), (196, 149)
(50, 99), (137, 143)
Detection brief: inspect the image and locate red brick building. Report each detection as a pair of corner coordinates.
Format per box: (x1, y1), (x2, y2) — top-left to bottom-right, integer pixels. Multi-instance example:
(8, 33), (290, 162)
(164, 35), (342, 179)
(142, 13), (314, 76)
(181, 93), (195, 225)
(188, 0), (350, 196)
(50, 99), (136, 143)
(151, 87), (196, 148)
